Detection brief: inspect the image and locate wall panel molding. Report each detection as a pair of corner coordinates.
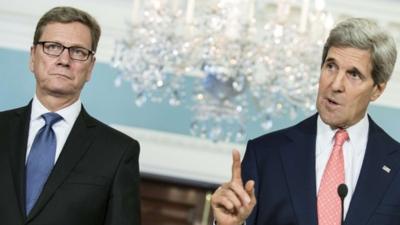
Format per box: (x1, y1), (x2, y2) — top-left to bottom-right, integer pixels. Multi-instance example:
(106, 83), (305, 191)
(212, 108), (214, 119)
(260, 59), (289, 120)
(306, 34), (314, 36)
(112, 124), (245, 184)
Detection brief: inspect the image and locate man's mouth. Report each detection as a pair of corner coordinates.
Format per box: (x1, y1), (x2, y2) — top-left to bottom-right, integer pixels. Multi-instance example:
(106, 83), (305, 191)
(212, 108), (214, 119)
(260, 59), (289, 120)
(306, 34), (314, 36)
(51, 73), (71, 79)
(326, 97), (339, 106)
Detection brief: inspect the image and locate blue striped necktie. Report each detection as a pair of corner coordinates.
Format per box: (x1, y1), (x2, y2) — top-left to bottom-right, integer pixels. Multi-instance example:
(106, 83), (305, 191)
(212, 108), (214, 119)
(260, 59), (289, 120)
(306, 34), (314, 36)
(25, 112), (62, 215)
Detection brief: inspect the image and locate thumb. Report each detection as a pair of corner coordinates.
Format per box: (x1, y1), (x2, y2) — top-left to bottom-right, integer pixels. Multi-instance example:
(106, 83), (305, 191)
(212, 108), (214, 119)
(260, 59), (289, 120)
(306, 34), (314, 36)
(245, 180), (256, 202)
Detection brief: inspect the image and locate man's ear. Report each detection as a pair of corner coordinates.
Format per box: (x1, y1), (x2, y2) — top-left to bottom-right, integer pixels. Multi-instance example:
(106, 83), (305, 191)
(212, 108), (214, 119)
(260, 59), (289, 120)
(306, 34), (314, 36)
(370, 82), (387, 102)
(86, 56), (96, 82)
(29, 46), (35, 73)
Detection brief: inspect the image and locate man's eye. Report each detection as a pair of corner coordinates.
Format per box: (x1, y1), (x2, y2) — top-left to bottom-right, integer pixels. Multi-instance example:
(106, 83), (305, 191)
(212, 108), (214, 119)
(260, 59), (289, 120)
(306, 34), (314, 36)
(326, 63), (335, 70)
(349, 71), (360, 79)
(47, 44), (62, 50)
(72, 48), (87, 56)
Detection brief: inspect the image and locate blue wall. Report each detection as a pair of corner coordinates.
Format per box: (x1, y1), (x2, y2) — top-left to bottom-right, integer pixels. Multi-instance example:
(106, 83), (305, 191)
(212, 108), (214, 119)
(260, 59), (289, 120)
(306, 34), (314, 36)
(1, 47), (399, 142)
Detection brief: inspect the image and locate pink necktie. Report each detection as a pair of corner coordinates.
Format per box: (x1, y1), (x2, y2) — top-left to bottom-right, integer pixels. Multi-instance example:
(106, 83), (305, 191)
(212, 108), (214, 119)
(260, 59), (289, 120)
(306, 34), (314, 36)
(317, 129), (349, 225)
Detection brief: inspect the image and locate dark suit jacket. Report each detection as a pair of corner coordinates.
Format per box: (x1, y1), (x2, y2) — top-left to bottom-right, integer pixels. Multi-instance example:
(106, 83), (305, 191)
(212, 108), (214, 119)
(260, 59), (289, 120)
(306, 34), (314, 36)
(0, 103), (140, 225)
(242, 114), (400, 225)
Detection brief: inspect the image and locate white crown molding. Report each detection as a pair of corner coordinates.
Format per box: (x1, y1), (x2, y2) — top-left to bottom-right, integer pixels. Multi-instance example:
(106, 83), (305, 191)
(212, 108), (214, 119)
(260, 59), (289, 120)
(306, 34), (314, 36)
(111, 124), (245, 184)
(326, 0), (400, 24)
(0, 0), (130, 61)
(0, 0), (399, 109)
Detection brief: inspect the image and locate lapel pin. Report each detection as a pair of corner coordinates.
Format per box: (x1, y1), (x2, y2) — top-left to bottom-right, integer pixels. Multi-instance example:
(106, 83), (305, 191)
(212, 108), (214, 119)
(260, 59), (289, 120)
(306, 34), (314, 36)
(382, 165), (391, 173)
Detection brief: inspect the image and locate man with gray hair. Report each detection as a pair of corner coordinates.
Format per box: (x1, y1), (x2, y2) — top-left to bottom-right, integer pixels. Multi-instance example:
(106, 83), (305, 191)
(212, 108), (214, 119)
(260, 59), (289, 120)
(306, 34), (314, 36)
(0, 6), (140, 225)
(211, 18), (399, 225)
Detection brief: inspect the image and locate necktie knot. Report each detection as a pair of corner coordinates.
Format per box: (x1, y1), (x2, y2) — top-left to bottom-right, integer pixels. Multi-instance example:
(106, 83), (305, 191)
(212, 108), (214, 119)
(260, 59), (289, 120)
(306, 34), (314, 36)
(42, 112), (62, 127)
(334, 129), (349, 147)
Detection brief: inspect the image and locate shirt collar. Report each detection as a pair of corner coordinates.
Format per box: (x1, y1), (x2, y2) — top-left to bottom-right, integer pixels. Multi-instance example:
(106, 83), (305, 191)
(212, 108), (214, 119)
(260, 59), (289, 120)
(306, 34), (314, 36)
(31, 95), (82, 125)
(317, 113), (369, 155)
(346, 114), (369, 155)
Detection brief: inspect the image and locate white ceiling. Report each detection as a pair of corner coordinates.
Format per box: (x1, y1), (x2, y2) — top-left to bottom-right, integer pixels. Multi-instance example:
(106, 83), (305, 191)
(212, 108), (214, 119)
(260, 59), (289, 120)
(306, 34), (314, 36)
(0, 0), (399, 108)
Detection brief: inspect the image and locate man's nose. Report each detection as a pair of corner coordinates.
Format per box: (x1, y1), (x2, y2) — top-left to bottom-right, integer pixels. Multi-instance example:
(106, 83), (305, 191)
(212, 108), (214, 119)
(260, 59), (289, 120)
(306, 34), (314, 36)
(57, 48), (72, 64)
(331, 71), (345, 92)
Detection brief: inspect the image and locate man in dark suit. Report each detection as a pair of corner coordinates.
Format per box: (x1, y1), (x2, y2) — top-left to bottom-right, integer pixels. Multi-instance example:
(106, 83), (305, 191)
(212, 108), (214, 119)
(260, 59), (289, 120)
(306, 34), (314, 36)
(0, 6), (140, 225)
(211, 18), (399, 225)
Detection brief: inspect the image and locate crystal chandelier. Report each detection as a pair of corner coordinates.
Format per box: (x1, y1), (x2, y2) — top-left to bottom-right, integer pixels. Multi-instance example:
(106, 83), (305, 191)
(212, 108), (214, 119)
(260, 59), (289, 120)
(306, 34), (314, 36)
(112, 0), (334, 142)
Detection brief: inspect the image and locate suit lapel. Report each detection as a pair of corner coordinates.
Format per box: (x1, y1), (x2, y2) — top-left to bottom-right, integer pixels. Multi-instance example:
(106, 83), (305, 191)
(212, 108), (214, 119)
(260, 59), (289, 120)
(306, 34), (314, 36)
(280, 114), (318, 225)
(7, 104), (31, 217)
(26, 107), (98, 221)
(345, 117), (400, 225)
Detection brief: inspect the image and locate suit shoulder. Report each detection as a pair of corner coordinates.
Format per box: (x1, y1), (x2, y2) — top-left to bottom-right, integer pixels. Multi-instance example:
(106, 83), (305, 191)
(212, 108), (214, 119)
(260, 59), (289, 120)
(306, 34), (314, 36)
(0, 106), (27, 121)
(0, 106), (24, 115)
(250, 126), (293, 146)
(379, 128), (400, 147)
(370, 118), (400, 148)
(250, 117), (313, 144)
(88, 116), (139, 147)
(247, 115), (317, 152)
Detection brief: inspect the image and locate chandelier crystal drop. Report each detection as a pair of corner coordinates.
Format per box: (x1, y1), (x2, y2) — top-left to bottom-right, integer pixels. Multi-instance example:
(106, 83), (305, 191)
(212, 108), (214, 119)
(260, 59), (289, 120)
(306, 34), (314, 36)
(112, 0), (334, 142)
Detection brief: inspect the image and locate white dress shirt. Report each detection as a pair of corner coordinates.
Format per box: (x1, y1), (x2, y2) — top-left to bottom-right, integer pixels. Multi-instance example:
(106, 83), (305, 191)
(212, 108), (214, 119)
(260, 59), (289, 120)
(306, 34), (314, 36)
(26, 95), (82, 164)
(316, 114), (369, 218)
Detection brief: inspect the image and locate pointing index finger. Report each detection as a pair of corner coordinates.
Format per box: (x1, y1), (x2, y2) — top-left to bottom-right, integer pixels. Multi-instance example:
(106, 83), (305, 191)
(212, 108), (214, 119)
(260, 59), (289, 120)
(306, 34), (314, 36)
(231, 149), (243, 184)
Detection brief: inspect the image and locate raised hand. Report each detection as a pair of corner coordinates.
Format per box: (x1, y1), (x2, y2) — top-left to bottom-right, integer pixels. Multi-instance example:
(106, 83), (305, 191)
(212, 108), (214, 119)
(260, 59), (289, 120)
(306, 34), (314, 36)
(211, 150), (256, 225)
